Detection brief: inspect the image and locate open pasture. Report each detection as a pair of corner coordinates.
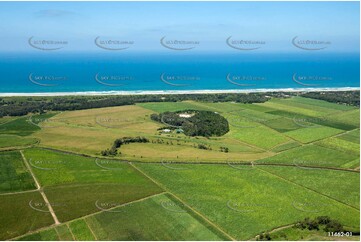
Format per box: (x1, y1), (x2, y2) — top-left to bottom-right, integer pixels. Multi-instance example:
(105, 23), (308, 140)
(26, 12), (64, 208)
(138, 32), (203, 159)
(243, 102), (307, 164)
(120, 142), (270, 162)
(31, 104), (274, 162)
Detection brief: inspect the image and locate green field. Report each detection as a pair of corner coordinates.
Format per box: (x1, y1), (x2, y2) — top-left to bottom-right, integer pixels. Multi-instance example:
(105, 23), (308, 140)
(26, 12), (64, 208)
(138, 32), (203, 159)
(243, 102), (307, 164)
(316, 137), (359, 155)
(271, 141), (301, 153)
(68, 219), (95, 241)
(0, 191), (54, 240)
(135, 163), (360, 240)
(0, 113), (56, 137)
(258, 144), (359, 168)
(258, 166), (360, 209)
(284, 126), (344, 143)
(17, 228), (59, 241)
(44, 183), (163, 222)
(21, 148), (163, 222)
(16, 193), (228, 241)
(0, 151), (36, 193)
(337, 129), (360, 144)
(0, 135), (38, 149)
(86, 193), (227, 240)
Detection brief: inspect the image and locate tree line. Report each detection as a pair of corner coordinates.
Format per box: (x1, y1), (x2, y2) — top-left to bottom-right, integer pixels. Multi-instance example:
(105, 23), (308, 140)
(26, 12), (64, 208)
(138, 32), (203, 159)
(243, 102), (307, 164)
(101, 136), (149, 156)
(0, 92), (287, 117)
(0, 91), (357, 117)
(301, 91), (359, 107)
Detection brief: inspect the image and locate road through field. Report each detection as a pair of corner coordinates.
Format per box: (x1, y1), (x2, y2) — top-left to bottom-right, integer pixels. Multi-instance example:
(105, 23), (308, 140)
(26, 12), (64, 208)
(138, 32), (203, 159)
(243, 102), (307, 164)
(20, 150), (60, 225)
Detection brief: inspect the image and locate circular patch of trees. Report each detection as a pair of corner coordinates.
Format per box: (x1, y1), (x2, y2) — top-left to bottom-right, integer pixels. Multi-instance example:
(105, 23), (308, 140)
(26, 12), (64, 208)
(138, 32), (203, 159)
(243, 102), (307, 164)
(151, 110), (229, 137)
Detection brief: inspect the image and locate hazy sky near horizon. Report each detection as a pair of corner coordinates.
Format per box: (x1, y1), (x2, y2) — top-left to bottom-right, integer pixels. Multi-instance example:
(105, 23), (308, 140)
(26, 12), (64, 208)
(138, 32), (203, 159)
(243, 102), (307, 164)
(0, 1), (359, 53)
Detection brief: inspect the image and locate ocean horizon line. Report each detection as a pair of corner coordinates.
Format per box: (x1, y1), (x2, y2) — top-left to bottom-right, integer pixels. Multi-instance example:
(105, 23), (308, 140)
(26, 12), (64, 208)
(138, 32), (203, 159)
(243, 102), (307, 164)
(0, 87), (359, 97)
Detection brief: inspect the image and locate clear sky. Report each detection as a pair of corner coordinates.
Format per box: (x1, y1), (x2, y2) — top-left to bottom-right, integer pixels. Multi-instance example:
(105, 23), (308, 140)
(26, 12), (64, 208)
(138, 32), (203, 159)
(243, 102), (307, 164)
(0, 1), (359, 53)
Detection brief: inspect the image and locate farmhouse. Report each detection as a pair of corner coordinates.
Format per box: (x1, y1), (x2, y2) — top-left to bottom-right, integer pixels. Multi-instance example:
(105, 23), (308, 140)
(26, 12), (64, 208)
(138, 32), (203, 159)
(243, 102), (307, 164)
(179, 113), (193, 118)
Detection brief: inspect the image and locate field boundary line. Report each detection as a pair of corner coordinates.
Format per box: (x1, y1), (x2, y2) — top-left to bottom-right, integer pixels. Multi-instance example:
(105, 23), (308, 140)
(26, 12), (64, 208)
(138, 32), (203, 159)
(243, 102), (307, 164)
(254, 162), (359, 173)
(0, 189), (39, 196)
(167, 192), (236, 241)
(84, 218), (98, 241)
(9, 191), (167, 241)
(54, 226), (62, 241)
(129, 163), (236, 241)
(20, 150), (61, 225)
(67, 224), (76, 241)
(227, 137), (267, 152)
(257, 166), (360, 211)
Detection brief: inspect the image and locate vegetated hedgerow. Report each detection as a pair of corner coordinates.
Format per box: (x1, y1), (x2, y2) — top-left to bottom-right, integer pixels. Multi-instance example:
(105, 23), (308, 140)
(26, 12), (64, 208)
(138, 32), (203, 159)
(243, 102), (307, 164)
(151, 110), (229, 137)
(101, 136), (149, 156)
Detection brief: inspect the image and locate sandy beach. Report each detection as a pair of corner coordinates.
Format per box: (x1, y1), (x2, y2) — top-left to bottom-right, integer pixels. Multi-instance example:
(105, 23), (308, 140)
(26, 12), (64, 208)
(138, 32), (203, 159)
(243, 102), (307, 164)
(0, 87), (359, 97)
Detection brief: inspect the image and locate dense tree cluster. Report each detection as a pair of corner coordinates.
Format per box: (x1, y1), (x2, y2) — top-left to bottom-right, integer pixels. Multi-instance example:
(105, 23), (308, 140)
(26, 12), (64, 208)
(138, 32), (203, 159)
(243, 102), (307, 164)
(101, 136), (149, 156)
(301, 91), (359, 107)
(152, 110), (229, 137)
(295, 216), (344, 233)
(256, 216), (347, 241)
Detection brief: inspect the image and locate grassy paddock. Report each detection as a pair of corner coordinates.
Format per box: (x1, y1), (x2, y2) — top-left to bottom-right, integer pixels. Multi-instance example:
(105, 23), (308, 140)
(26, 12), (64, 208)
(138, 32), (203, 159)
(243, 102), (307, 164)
(0, 151), (36, 193)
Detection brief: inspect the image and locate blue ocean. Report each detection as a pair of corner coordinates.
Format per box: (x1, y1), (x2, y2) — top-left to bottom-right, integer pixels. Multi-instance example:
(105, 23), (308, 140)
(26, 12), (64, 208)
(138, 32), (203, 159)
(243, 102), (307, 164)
(0, 52), (359, 93)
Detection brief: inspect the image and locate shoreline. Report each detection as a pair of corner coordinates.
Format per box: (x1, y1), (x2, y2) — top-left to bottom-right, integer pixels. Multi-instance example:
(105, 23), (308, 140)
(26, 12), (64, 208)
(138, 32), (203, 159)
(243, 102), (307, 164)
(0, 87), (359, 97)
